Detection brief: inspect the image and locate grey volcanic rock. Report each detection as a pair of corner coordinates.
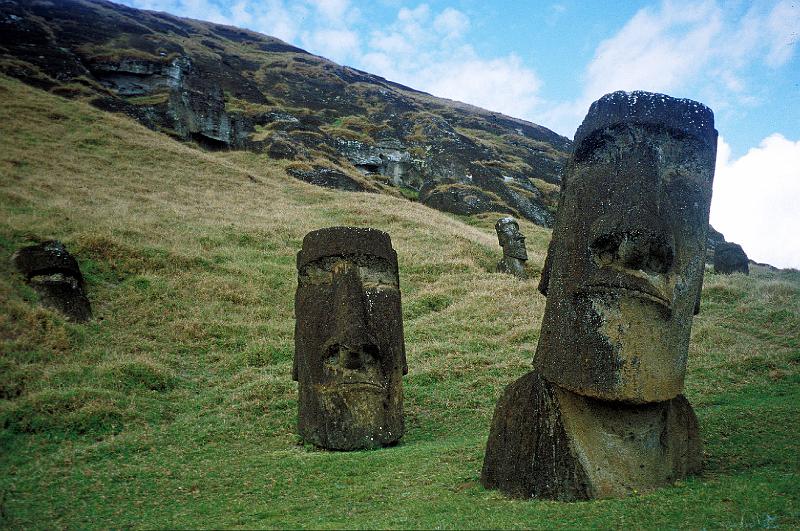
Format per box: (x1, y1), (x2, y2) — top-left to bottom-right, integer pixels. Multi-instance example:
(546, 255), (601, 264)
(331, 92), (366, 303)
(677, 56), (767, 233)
(336, 139), (424, 190)
(574, 90), (716, 151)
(294, 227), (407, 450)
(705, 226), (751, 273)
(287, 166), (368, 192)
(12, 241), (91, 322)
(706, 225), (726, 259)
(419, 182), (513, 217)
(714, 241), (750, 274)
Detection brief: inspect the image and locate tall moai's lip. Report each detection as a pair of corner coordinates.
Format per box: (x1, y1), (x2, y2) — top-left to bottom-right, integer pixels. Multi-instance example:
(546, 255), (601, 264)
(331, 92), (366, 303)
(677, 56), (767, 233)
(573, 90), (717, 150)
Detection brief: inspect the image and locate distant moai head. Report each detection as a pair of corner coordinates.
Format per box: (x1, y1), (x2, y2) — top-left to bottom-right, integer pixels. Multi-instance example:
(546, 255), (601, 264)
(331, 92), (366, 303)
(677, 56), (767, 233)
(535, 91), (717, 403)
(294, 227), (407, 450)
(495, 217), (528, 261)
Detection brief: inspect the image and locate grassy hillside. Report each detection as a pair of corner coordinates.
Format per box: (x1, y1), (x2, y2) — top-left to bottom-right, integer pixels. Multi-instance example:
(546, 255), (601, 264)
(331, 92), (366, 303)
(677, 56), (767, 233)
(0, 0), (571, 225)
(1, 75), (798, 528)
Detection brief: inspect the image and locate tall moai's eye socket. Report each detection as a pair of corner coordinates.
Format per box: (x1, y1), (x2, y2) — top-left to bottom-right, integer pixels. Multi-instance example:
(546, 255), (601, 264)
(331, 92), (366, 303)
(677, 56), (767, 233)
(590, 232), (675, 274)
(590, 233), (621, 267)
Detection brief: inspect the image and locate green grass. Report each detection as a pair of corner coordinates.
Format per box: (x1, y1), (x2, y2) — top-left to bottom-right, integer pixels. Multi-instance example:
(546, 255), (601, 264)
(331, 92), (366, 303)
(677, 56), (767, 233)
(1, 75), (798, 528)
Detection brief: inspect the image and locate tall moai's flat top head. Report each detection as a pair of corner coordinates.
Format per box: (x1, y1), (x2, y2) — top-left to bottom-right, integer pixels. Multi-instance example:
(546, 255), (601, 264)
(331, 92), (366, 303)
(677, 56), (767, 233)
(535, 91), (717, 403)
(294, 226), (406, 450)
(495, 217), (528, 261)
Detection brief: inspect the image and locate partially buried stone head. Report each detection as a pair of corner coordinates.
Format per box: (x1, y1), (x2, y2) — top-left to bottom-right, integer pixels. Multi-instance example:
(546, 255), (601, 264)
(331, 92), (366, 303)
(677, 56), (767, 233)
(294, 227), (406, 450)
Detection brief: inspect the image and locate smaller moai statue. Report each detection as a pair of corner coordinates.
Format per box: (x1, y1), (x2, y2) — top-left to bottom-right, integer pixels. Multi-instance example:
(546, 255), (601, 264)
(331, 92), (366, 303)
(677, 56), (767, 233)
(495, 217), (528, 278)
(294, 227), (407, 450)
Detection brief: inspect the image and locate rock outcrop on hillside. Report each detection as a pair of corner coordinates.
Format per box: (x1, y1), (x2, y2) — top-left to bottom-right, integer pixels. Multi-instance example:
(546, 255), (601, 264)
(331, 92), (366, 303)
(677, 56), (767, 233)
(706, 225), (751, 274)
(0, 0), (571, 226)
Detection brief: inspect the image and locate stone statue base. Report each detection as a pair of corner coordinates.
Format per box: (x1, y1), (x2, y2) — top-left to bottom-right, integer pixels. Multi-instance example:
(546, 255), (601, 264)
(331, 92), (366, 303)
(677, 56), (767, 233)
(481, 371), (702, 500)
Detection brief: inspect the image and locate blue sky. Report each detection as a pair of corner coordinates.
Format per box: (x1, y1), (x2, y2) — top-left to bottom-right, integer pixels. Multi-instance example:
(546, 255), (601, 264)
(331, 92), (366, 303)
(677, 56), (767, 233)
(119, 0), (800, 268)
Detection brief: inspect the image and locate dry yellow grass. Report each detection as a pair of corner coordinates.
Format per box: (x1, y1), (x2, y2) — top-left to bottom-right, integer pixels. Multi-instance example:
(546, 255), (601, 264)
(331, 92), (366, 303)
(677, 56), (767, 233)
(1, 74), (798, 528)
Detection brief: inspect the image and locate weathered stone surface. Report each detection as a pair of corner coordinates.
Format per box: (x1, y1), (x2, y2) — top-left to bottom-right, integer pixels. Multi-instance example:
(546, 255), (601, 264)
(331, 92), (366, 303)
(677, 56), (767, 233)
(336, 139), (424, 190)
(705, 225), (726, 262)
(495, 217), (528, 278)
(12, 241), (91, 322)
(483, 91), (711, 501)
(481, 371), (702, 500)
(534, 91), (717, 403)
(287, 166), (368, 192)
(419, 183), (513, 217)
(294, 227), (407, 450)
(713, 241), (749, 275)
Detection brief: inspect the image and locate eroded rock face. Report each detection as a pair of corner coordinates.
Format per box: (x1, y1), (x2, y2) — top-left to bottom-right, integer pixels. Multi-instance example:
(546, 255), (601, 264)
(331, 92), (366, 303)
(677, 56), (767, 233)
(714, 241), (749, 275)
(419, 182), (513, 217)
(482, 91), (713, 500)
(0, 0), (573, 226)
(336, 139), (424, 190)
(495, 217), (528, 278)
(535, 91), (717, 403)
(287, 166), (368, 192)
(12, 241), (91, 322)
(294, 227), (407, 450)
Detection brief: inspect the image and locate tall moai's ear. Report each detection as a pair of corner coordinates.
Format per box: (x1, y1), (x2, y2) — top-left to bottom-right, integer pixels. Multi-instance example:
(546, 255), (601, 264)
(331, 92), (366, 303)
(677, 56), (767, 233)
(693, 273), (704, 315)
(538, 239), (555, 296)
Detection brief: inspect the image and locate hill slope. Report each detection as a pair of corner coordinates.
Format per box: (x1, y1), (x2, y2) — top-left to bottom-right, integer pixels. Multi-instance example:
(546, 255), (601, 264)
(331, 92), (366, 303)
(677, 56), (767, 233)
(0, 0), (570, 227)
(1, 76), (799, 528)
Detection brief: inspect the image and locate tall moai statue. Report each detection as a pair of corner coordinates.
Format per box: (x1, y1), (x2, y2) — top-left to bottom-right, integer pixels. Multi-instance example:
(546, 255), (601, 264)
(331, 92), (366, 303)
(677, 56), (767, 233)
(481, 91), (717, 500)
(495, 217), (528, 278)
(294, 227), (407, 450)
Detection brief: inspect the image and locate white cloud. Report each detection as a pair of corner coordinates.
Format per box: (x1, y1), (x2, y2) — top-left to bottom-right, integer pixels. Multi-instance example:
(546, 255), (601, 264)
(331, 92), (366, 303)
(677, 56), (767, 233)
(710, 134), (800, 269)
(433, 8), (470, 39)
(539, 0), (799, 139)
(357, 5), (542, 119)
(539, 1), (723, 137)
(414, 54), (542, 118)
(311, 0), (351, 22)
(300, 28), (360, 63)
(584, 1), (721, 99)
(765, 0), (800, 67)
